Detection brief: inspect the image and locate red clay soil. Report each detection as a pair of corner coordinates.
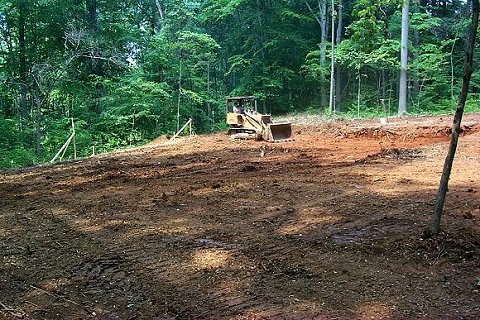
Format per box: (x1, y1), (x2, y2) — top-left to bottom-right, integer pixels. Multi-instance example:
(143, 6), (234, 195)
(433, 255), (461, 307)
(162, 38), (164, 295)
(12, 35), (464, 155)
(1, 114), (479, 319)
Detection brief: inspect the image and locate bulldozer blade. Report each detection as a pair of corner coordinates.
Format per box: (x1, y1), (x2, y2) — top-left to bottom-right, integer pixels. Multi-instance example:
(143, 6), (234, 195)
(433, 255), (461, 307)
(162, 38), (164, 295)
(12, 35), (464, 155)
(265, 122), (293, 142)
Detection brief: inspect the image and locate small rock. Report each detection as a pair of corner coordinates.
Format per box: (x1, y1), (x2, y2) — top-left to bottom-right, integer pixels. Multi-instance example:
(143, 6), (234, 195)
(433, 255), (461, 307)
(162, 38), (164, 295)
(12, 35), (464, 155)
(463, 212), (473, 220)
(241, 165), (257, 172)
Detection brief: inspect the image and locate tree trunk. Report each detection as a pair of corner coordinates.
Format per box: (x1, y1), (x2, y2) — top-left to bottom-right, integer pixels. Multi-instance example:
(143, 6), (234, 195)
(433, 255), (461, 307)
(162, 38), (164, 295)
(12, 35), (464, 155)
(155, 0), (165, 20)
(18, 0), (27, 129)
(411, 3), (420, 104)
(319, 0), (327, 108)
(412, 28), (420, 103)
(450, 40), (456, 108)
(86, 0), (98, 32)
(154, 0), (165, 32)
(334, 0), (343, 112)
(357, 68), (361, 118)
(304, 0), (328, 109)
(207, 61), (212, 124)
(431, 0), (479, 235)
(177, 56), (182, 132)
(256, 0), (267, 113)
(328, 0), (335, 113)
(34, 95), (42, 157)
(398, 0), (409, 115)
(85, 0), (103, 76)
(255, 0), (266, 59)
(30, 83), (45, 158)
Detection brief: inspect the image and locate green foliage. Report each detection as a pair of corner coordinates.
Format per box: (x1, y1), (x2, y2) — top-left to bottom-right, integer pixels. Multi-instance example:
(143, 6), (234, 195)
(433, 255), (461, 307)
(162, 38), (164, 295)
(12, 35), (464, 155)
(336, 39), (369, 69)
(1, 0), (479, 169)
(97, 70), (173, 147)
(201, 0), (247, 22)
(302, 50), (330, 80)
(0, 118), (35, 168)
(410, 42), (451, 109)
(410, 12), (442, 32)
(465, 95), (480, 113)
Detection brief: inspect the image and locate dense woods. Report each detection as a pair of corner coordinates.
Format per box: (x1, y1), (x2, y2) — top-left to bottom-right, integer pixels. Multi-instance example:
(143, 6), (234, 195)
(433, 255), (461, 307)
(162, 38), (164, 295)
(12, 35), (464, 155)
(0, 0), (479, 168)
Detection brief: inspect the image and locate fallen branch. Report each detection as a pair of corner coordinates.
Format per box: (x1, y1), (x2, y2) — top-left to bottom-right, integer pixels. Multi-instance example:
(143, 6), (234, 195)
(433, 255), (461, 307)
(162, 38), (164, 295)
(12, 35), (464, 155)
(0, 301), (25, 318)
(29, 285), (82, 307)
(23, 300), (48, 312)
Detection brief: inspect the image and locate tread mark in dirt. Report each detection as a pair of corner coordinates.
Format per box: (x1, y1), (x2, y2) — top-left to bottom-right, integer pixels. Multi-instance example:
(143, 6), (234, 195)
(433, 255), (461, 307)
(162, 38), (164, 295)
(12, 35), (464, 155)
(1, 115), (480, 319)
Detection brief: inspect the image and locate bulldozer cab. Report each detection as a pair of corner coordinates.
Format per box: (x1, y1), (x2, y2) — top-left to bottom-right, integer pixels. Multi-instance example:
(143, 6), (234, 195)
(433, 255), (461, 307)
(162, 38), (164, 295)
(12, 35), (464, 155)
(226, 96), (257, 126)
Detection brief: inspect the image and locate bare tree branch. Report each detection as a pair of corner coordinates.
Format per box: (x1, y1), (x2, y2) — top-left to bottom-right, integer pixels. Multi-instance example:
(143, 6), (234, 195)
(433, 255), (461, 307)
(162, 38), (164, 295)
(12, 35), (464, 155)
(304, 0), (322, 26)
(155, 0), (165, 20)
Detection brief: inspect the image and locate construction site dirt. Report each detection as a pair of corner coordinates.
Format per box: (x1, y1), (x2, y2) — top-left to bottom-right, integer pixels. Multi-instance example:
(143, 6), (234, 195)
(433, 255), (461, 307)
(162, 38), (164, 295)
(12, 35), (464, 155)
(1, 114), (479, 319)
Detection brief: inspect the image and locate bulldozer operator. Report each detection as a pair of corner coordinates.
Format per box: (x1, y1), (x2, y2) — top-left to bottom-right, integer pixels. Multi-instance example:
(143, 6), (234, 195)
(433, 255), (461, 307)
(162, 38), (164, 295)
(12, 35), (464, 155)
(233, 101), (245, 114)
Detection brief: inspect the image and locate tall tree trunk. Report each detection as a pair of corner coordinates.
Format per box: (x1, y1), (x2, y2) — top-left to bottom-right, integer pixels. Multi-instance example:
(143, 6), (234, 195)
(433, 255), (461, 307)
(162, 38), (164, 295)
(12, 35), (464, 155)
(85, 0), (103, 76)
(86, 0), (98, 32)
(335, 0), (343, 46)
(33, 92), (42, 157)
(431, 0), (479, 235)
(398, 0), (409, 115)
(411, 3), (420, 104)
(177, 56), (182, 132)
(412, 28), (420, 104)
(335, 0), (343, 112)
(154, 0), (165, 32)
(256, 0), (267, 113)
(319, 0), (327, 108)
(255, 0), (266, 59)
(18, 0), (27, 129)
(305, 0), (328, 109)
(328, 0), (335, 113)
(450, 40), (456, 108)
(357, 68), (361, 118)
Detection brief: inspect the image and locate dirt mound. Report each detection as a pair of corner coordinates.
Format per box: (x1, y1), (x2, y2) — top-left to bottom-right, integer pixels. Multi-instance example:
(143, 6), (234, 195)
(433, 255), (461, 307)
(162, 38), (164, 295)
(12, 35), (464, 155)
(317, 121), (480, 144)
(357, 148), (425, 163)
(148, 134), (171, 145)
(1, 114), (479, 319)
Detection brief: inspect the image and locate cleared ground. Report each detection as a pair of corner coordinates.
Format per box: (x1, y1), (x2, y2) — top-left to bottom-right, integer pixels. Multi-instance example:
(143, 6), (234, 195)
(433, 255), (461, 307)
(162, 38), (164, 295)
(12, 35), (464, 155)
(1, 114), (479, 319)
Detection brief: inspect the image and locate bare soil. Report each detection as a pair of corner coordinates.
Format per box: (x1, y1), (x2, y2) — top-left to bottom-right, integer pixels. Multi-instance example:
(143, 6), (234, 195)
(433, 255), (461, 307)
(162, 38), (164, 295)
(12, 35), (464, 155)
(1, 114), (479, 319)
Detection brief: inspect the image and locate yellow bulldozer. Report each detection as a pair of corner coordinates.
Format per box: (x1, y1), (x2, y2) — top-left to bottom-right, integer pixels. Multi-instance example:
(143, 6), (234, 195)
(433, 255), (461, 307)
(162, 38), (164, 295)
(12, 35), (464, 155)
(225, 96), (293, 142)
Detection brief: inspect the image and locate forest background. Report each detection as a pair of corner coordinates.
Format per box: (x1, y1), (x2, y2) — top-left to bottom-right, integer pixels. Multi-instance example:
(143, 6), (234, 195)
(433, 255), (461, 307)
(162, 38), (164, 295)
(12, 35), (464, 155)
(0, 0), (479, 168)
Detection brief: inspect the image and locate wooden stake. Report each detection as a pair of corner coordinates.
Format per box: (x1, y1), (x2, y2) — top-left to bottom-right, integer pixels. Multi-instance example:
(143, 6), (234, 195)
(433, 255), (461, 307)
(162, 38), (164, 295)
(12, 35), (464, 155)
(50, 131), (75, 163)
(170, 118), (192, 141)
(71, 117), (77, 159)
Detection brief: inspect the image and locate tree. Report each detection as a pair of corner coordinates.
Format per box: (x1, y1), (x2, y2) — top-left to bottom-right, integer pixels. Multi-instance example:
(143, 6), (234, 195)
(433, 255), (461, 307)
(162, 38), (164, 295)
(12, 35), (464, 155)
(18, 0), (27, 127)
(334, 0), (343, 112)
(328, 0), (335, 114)
(398, 0), (409, 115)
(335, 0), (398, 115)
(431, 0), (479, 235)
(305, 0), (329, 109)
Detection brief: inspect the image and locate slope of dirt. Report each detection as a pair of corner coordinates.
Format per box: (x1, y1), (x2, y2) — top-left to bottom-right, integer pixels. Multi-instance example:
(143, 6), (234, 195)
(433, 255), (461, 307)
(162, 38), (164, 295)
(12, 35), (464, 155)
(1, 114), (479, 319)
